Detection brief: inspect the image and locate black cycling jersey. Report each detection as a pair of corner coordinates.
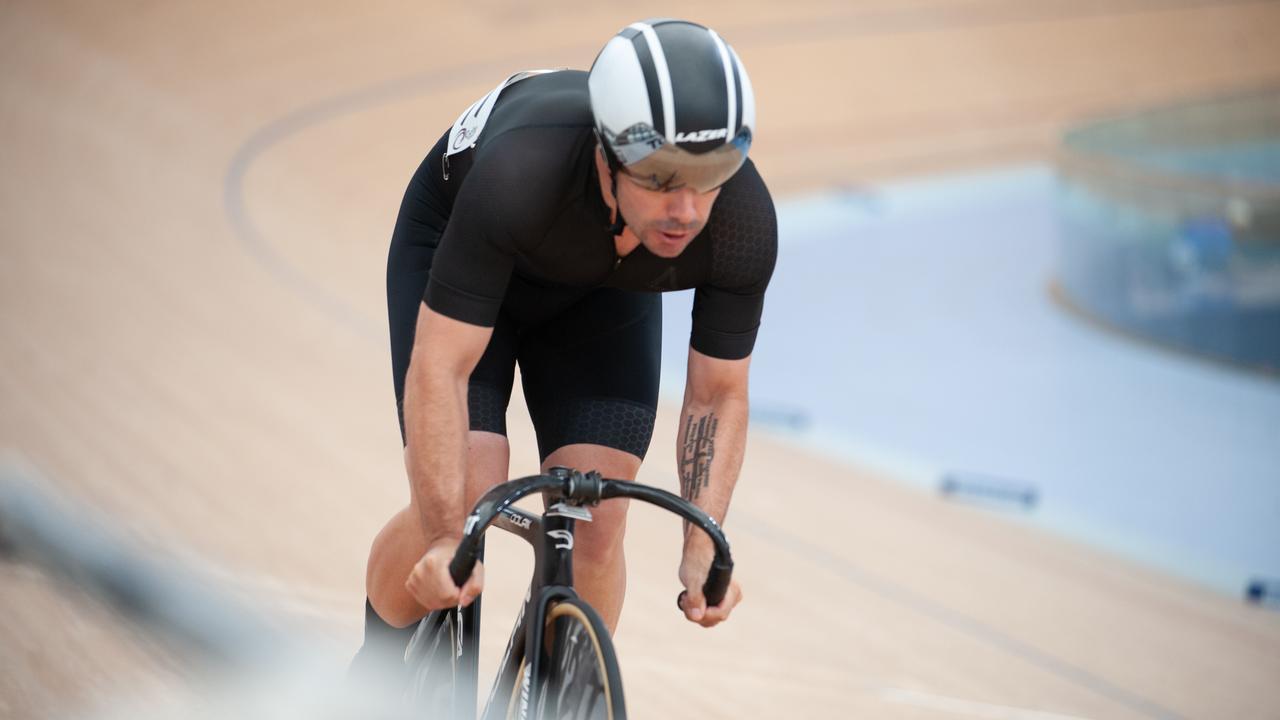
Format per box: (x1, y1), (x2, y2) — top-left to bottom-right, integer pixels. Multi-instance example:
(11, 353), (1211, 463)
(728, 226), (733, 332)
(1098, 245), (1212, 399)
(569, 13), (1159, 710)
(419, 70), (777, 361)
(385, 69), (776, 461)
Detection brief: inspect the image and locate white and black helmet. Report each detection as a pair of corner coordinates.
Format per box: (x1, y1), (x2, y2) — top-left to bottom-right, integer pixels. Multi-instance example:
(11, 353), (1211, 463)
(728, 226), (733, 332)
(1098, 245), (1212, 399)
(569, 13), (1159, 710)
(589, 19), (756, 193)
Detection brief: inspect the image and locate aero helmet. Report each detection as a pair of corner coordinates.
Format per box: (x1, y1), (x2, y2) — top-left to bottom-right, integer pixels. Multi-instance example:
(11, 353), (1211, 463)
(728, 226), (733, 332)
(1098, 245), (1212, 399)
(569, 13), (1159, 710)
(589, 19), (755, 193)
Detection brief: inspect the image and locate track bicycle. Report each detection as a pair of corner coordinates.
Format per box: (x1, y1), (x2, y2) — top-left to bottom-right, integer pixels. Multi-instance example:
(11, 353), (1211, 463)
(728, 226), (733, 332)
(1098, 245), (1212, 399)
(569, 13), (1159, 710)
(402, 466), (735, 720)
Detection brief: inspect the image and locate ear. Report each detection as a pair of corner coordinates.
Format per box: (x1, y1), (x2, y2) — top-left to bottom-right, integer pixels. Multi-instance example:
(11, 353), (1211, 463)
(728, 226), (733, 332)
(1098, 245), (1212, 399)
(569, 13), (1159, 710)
(595, 142), (614, 175)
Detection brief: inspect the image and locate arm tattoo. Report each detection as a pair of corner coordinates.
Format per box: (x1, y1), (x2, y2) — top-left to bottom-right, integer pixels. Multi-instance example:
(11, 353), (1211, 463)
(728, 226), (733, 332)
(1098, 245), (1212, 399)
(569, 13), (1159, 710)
(679, 412), (718, 506)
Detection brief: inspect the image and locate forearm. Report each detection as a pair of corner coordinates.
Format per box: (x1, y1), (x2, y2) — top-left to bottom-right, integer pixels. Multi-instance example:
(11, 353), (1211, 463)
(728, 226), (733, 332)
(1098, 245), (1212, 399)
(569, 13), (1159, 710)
(676, 388), (748, 545)
(402, 359), (471, 547)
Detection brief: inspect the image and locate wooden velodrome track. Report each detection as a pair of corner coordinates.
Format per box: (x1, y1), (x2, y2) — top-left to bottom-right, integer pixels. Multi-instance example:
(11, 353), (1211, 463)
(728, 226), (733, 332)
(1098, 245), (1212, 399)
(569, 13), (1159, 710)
(3, 1), (1280, 718)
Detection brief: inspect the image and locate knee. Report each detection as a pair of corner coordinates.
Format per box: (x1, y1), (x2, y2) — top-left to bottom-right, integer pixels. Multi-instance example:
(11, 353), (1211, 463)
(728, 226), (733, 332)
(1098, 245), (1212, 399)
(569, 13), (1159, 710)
(574, 498), (629, 567)
(365, 509), (427, 628)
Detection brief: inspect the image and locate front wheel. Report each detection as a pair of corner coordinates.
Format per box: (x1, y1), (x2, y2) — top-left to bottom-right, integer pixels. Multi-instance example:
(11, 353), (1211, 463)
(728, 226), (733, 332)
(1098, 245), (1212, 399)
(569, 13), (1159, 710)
(538, 598), (626, 720)
(403, 608), (459, 711)
(405, 602), (479, 718)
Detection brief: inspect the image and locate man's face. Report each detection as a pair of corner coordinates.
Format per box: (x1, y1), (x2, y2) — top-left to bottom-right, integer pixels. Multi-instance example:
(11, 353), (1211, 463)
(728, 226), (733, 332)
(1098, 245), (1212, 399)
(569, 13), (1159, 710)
(615, 172), (721, 258)
(595, 146), (721, 258)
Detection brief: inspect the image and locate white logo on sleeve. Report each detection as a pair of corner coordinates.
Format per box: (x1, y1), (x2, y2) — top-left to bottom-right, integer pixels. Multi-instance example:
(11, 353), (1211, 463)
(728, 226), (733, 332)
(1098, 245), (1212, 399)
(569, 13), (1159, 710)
(446, 69), (564, 158)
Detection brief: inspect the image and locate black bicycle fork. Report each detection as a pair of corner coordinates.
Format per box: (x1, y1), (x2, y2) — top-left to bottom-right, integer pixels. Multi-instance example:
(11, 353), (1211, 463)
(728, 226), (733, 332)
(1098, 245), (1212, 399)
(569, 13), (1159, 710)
(474, 495), (589, 719)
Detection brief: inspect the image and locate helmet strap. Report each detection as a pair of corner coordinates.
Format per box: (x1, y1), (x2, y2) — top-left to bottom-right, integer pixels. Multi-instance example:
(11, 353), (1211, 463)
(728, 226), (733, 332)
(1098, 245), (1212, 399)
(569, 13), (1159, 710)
(597, 139), (628, 237)
(606, 170), (628, 237)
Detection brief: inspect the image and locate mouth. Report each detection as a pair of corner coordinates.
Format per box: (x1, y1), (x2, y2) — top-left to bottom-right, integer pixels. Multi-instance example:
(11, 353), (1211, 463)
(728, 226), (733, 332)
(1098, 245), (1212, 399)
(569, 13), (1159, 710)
(658, 229), (691, 244)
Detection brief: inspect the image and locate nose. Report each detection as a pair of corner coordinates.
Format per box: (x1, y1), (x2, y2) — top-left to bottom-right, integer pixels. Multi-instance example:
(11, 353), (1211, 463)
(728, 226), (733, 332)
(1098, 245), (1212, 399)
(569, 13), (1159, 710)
(664, 188), (698, 225)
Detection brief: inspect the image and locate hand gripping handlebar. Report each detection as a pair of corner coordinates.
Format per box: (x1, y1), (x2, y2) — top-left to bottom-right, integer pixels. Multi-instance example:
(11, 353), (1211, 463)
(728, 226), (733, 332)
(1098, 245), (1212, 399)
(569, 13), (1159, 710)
(448, 469), (734, 607)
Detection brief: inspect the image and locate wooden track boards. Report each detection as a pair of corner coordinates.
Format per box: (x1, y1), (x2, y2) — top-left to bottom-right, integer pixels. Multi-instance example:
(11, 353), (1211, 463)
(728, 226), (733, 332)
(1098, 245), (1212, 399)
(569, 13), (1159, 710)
(3, 2), (1279, 717)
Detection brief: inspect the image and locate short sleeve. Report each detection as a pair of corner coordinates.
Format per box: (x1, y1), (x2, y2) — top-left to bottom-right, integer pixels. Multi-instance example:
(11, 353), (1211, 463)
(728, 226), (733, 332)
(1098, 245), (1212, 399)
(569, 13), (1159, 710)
(423, 133), (560, 327)
(689, 161), (778, 359)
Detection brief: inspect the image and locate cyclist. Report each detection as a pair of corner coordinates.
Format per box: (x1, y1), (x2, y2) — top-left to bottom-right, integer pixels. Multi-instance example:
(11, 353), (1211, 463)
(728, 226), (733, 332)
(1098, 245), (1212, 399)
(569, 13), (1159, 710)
(356, 18), (776, 668)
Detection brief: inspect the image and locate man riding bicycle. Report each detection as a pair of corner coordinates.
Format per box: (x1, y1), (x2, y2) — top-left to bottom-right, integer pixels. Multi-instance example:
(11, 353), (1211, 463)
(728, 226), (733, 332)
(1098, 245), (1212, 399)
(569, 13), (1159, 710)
(355, 18), (776, 669)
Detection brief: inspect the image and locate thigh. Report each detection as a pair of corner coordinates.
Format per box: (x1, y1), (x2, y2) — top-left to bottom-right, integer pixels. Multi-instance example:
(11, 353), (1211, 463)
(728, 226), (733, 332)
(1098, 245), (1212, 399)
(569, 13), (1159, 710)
(518, 288), (662, 462)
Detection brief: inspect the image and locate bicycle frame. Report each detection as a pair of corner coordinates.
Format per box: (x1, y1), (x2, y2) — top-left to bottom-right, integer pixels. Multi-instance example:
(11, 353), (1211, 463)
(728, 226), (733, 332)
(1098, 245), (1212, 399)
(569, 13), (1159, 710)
(418, 466), (733, 719)
(476, 497), (585, 719)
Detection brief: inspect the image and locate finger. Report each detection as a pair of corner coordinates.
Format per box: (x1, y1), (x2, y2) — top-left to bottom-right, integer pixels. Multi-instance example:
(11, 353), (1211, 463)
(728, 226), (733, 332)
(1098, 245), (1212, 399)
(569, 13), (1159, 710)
(405, 573), (453, 609)
(699, 584), (742, 627)
(698, 604), (728, 628)
(708, 582), (742, 612)
(404, 570), (428, 605)
(682, 590), (707, 623)
(406, 560), (463, 610)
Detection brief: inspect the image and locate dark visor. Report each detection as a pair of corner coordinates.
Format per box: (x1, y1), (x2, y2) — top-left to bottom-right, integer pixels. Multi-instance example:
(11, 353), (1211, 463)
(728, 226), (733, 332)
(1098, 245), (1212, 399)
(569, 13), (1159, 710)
(608, 125), (752, 193)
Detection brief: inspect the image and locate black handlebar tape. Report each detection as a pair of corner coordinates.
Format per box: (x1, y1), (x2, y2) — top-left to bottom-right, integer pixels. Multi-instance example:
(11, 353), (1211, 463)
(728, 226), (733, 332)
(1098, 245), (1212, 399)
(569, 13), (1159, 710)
(448, 544), (479, 588)
(703, 558), (734, 607)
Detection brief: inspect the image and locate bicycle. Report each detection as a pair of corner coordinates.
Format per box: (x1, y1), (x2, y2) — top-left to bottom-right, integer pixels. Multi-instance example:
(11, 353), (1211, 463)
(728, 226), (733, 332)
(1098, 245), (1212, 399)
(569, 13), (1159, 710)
(402, 466), (735, 720)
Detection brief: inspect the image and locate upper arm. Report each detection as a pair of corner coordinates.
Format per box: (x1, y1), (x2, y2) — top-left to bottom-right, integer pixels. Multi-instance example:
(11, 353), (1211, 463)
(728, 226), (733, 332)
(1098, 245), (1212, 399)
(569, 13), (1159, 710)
(685, 346), (751, 405)
(410, 302), (494, 380)
(423, 163), (520, 327)
(689, 160), (778, 360)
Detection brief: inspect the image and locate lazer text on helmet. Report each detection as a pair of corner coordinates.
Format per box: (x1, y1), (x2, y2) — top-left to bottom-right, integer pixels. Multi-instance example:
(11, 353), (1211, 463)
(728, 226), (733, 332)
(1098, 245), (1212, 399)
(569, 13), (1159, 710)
(674, 128), (729, 143)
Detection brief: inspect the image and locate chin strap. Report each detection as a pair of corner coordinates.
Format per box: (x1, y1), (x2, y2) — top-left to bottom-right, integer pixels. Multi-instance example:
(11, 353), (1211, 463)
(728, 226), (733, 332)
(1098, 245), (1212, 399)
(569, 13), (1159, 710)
(606, 170), (627, 237)
(598, 137), (628, 237)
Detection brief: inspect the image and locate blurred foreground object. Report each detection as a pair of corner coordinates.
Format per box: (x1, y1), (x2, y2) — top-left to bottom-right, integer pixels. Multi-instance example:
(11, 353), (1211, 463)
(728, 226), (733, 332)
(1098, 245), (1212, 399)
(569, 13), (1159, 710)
(0, 454), (413, 719)
(1054, 87), (1280, 372)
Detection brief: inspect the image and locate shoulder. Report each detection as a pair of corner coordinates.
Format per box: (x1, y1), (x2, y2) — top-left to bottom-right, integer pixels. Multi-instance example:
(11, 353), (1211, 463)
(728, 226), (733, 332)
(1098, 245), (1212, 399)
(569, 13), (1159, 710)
(446, 70), (596, 201)
(467, 128), (587, 191)
(463, 68), (594, 200)
(704, 160), (778, 291)
(709, 159), (776, 231)
(469, 70), (594, 176)
(450, 122), (595, 235)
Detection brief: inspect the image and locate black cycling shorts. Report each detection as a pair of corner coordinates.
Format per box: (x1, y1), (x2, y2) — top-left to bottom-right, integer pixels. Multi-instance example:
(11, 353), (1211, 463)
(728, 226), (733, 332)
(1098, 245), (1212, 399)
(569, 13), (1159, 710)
(386, 186), (660, 461)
